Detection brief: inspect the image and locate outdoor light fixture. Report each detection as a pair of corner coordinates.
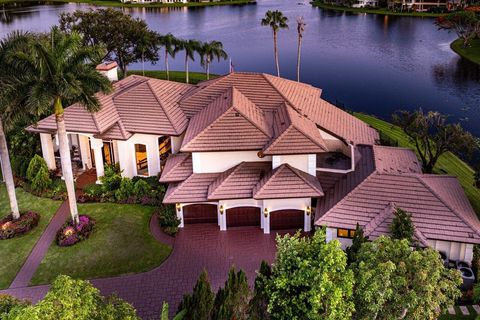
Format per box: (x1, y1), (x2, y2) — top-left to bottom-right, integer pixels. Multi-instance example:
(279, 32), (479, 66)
(175, 203), (181, 212)
(263, 208), (269, 218)
(219, 205), (224, 215)
(306, 206), (312, 216)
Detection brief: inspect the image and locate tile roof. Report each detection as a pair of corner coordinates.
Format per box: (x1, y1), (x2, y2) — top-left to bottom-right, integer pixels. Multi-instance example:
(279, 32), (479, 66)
(163, 173), (220, 204)
(253, 164), (324, 199)
(181, 87), (272, 152)
(373, 146), (422, 174)
(159, 153), (193, 183)
(207, 162), (271, 200)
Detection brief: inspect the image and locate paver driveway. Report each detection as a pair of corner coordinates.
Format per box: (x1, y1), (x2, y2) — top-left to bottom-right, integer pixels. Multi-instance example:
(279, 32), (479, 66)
(3, 224), (287, 319)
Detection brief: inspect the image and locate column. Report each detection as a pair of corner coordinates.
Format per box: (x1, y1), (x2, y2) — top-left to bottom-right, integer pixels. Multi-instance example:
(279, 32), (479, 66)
(176, 203), (184, 228)
(90, 138), (104, 183)
(147, 137), (160, 176)
(263, 207), (270, 234)
(304, 207), (312, 232)
(219, 205), (227, 231)
(40, 133), (57, 170)
(78, 135), (92, 170)
(116, 140), (133, 178)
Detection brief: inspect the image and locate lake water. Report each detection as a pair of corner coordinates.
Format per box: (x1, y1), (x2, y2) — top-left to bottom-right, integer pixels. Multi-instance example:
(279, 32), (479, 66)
(1, 1), (479, 135)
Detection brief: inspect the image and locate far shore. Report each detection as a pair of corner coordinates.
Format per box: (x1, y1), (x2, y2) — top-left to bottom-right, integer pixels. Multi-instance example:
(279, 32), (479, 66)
(311, 2), (444, 17)
(0, 0), (256, 8)
(451, 38), (480, 66)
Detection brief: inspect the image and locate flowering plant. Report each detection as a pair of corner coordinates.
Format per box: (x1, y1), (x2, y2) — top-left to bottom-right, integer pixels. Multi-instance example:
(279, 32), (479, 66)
(56, 215), (95, 247)
(0, 211), (40, 240)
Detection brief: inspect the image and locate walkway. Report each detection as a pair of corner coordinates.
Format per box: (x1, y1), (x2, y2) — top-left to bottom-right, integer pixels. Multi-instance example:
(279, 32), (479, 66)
(2, 223), (284, 319)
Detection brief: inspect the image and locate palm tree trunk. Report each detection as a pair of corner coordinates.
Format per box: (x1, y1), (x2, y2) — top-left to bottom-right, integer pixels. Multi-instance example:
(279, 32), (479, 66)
(54, 97), (79, 224)
(0, 120), (19, 219)
(273, 30), (280, 77)
(165, 49), (170, 81)
(297, 34), (302, 82)
(206, 61), (210, 80)
(185, 53), (189, 84)
(142, 51), (145, 76)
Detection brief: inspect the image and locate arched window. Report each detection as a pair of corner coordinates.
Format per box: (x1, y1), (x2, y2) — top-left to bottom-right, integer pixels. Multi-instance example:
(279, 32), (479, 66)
(135, 144), (148, 176)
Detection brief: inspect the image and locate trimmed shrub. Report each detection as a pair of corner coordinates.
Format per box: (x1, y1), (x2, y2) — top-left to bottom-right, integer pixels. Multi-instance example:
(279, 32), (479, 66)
(157, 205), (181, 236)
(31, 165), (52, 193)
(100, 164), (122, 193)
(0, 211), (40, 240)
(56, 215), (95, 247)
(115, 178), (135, 202)
(26, 155), (48, 182)
(133, 179), (150, 199)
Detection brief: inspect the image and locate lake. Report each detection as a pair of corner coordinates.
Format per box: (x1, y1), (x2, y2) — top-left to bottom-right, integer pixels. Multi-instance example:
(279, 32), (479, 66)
(1, 1), (479, 135)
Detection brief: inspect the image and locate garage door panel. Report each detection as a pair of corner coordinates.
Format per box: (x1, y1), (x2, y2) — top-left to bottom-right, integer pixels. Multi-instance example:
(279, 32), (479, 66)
(183, 204), (217, 224)
(227, 207), (261, 227)
(270, 210), (304, 230)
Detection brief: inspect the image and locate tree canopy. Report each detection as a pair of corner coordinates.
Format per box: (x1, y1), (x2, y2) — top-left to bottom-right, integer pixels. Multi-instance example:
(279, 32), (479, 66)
(393, 109), (476, 173)
(436, 11), (480, 47)
(389, 207), (415, 243)
(59, 8), (160, 77)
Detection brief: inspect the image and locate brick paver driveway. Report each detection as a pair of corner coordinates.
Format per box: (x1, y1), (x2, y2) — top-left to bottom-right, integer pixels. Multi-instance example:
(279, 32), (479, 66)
(3, 224), (286, 319)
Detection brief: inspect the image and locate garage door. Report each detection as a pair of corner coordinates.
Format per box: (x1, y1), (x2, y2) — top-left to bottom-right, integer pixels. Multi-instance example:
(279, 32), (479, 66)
(226, 207), (261, 228)
(183, 204), (218, 224)
(270, 210), (304, 230)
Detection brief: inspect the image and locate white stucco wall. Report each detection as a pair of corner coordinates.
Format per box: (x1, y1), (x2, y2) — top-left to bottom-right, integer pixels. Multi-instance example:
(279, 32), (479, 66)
(326, 227), (353, 250)
(219, 198), (263, 210)
(272, 154), (316, 175)
(429, 240), (474, 263)
(319, 129), (349, 154)
(192, 151), (271, 173)
(263, 198), (311, 212)
(116, 133), (163, 178)
(171, 134), (184, 154)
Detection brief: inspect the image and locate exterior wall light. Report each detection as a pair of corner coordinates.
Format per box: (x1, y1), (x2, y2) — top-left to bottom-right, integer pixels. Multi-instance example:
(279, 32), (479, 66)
(306, 206), (312, 216)
(219, 205), (224, 215)
(175, 203), (181, 212)
(263, 208), (269, 218)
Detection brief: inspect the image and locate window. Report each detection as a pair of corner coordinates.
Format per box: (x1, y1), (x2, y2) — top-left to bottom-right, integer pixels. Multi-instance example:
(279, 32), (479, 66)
(158, 136), (172, 170)
(102, 141), (114, 165)
(135, 144), (148, 176)
(337, 228), (355, 239)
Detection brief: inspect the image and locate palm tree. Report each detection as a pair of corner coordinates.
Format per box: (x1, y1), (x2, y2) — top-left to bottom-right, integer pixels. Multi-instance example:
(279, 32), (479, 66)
(199, 41), (228, 80)
(158, 33), (180, 81)
(0, 32), (31, 220)
(261, 10), (289, 77)
(13, 27), (112, 223)
(296, 16), (306, 82)
(178, 39), (201, 84)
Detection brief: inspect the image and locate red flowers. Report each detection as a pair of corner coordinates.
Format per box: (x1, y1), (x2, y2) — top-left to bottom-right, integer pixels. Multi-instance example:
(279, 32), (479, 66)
(56, 215), (95, 247)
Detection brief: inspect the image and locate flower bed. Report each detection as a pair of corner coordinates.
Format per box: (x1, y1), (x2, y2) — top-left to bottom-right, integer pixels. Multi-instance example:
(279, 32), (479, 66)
(56, 215), (95, 247)
(0, 211), (40, 240)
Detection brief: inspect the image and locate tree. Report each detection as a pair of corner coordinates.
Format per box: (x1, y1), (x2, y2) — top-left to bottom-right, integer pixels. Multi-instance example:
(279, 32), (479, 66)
(59, 8), (160, 77)
(2, 275), (139, 319)
(248, 260), (272, 320)
(178, 270), (214, 320)
(436, 11), (480, 47)
(296, 16), (306, 82)
(161, 302), (186, 320)
(261, 10), (289, 77)
(158, 33), (180, 81)
(352, 236), (462, 320)
(345, 223), (368, 265)
(393, 110), (476, 173)
(266, 229), (355, 320)
(177, 39), (201, 84)
(211, 267), (251, 320)
(0, 31), (31, 220)
(14, 27), (112, 223)
(199, 41), (228, 80)
(390, 207), (415, 243)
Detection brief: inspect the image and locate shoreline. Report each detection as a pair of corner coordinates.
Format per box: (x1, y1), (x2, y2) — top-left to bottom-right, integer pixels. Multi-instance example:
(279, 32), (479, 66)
(0, 0), (256, 8)
(450, 38), (480, 66)
(310, 2), (443, 17)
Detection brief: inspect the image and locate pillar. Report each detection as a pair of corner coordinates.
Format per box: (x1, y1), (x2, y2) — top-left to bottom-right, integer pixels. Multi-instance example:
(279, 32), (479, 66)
(146, 137), (160, 176)
(40, 133), (57, 170)
(304, 207), (312, 232)
(219, 205), (227, 231)
(90, 138), (104, 183)
(78, 135), (92, 170)
(176, 204), (184, 228)
(116, 140), (133, 178)
(262, 207), (270, 234)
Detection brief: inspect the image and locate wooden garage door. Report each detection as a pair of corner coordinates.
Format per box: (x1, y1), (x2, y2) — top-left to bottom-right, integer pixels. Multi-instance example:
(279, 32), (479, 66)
(183, 204), (217, 224)
(270, 210), (304, 230)
(226, 207), (261, 228)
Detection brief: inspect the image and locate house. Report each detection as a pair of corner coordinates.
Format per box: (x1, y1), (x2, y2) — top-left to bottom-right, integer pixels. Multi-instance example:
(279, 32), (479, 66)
(28, 64), (480, 263)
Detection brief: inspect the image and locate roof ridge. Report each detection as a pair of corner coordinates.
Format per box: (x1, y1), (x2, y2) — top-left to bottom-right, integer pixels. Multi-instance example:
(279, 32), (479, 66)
(284, 164), (323, 195)
(207, 163), (242, 198)
(112, 77), (150, 100)
(363, 202), (395, 237)
(230, 87), (272, 137)
(285, 105), (328, 151)
(416, 175), (480, 239)
(254, 164), (283, 197)
(146, 80), (181, 135)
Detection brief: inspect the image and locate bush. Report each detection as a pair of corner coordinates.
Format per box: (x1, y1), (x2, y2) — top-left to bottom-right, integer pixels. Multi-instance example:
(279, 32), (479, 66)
(56, 215), (95, 247)
(0, 294), (29, 315)
(30, 166), (52, 193)
(11, 155), (31, 179)
(26, 155), (48, 182)
(80, 183), (104, 203)
(157, 205), (181, 236)
(49, 179), (67, 201)
(100, 164), (122, 193)
(0, 211), (40, 240)
(133, 179), (150, 198)
(115, 178), (135, 202)
(474, 283), (480, 304)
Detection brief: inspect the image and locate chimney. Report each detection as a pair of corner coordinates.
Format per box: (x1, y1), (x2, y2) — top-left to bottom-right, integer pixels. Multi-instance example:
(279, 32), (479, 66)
(96, 61), (118, 82)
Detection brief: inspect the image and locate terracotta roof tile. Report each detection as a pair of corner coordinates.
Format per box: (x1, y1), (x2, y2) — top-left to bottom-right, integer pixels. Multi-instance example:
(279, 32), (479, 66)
(159, 153), (193, 183)
(253, 164), (324, 199)
(163, 173), (219, 204)
(374, 146), (422, 174)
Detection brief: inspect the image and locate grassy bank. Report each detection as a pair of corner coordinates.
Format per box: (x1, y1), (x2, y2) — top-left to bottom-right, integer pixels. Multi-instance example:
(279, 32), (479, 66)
(355, 113), (480, 217)
(451, 38), (480, 66)
(0, 0), (255, 8)
(127, 70), (219, 84)
(0, 186), (61, 289)
(311, 2), (443, 17)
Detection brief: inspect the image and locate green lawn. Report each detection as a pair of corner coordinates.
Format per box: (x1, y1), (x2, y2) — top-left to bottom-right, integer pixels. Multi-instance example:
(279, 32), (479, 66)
(0, 185), (61, 289)
(0, 0), (255, 7)
(355, 113), (480, 217)
(127, 70), (219, 85)
(451, 38), (480, 66)
(31, 202), (171, 285)
(311, 2), (443, 17)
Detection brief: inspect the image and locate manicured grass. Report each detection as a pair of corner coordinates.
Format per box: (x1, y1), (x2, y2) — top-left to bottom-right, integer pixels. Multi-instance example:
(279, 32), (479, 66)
(451, 38), (480, 66)
(355, 113), (480, 216)
(311, 2), (443, 17)
(31, 202), (171, 285)
(127, 70), (219, 85)
(0, 0), (255, 8)
(0, 185), (61, 289)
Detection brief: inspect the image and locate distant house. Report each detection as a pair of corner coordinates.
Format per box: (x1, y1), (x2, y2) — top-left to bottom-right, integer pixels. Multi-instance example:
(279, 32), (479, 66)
(121, 0), (188, 4)
(28, 63), (480, 263)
